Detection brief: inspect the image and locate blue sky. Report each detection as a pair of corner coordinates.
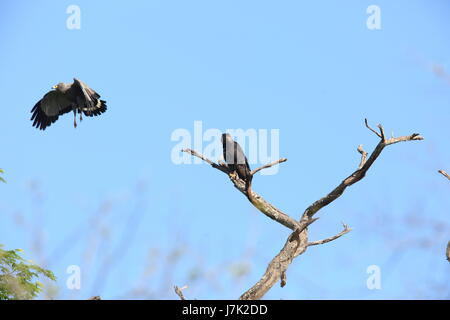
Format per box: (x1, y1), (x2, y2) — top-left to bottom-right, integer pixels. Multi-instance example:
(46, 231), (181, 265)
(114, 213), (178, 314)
(0, 0), (449, 299)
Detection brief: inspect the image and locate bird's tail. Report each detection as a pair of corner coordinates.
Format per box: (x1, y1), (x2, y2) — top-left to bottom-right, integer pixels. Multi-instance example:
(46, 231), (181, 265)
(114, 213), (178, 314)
(82, 100), (107, 117)
(245, 174), (255, 204)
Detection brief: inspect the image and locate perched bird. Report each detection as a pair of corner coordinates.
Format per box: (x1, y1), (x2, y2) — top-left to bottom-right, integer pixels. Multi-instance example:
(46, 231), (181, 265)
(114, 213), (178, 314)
(30, 78), (107, 130)
(221, 133), (253, 197)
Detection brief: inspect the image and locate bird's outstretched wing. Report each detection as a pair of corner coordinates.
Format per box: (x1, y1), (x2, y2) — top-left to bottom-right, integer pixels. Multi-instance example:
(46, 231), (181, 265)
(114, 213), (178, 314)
(30, 91), (73, 130)
(73, 78), (107, 117)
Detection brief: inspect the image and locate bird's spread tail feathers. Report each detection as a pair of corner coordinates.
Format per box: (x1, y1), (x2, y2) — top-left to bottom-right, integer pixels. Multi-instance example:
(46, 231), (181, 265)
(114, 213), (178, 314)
(82, 99), (107, 117)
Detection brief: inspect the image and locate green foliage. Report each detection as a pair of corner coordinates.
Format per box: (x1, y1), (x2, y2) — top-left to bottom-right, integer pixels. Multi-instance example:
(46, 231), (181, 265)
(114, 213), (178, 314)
(0, 169), (5, 183)
(0, 245), (56, 300)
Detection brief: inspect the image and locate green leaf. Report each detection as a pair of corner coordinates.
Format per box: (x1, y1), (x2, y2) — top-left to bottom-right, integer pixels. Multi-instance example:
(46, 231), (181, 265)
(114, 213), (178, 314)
(0, 244), (56, 300)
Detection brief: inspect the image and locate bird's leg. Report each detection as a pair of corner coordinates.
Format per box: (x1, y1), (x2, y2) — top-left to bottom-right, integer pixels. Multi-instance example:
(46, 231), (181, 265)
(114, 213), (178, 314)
(79, 109), (83, 122)
(73, 110), (77, 128)
(229, 171), (238, 180)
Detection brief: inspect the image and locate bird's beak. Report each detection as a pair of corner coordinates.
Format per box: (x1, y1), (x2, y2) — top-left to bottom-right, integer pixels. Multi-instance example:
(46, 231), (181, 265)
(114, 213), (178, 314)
(52, 85), (58, 89)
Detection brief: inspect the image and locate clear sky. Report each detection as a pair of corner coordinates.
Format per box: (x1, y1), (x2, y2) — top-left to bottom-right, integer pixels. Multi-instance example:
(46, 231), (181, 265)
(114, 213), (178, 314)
(0, 0), (449, 299)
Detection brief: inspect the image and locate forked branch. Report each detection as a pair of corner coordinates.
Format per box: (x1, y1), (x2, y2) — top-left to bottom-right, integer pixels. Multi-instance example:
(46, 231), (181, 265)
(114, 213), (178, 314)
(302, 120), (423, 220)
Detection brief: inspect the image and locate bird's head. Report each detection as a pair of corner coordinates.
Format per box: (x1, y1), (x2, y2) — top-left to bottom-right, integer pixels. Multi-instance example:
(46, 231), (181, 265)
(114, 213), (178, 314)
(221, 133), (234, 144)
(52, 83), (67, 92)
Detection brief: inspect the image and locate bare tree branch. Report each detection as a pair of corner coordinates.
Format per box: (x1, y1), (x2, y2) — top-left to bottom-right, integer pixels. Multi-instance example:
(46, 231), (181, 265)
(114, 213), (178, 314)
(307, 223), (351, 247)
(239, 217), (317, 299)
(357, 145), (368, 169)
(174, 285), (188, 300)
(377, 123), (386, 142)
(365, 118), (382, 138)
(182, 120), (423, 300)
(280, 271), (287, 288)
(251, 158), (287, 176)
(240, 120), (423, 300)
(181, 148), (228, 174)
(302, 122), (423, 220)
(181, 149), (302, 231)
(439, 169), (450, 181)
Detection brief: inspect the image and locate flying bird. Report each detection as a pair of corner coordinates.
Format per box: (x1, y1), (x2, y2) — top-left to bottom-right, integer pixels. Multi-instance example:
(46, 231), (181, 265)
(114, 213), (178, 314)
(30, 78), (107, 130)
(221, 133), (254, 199)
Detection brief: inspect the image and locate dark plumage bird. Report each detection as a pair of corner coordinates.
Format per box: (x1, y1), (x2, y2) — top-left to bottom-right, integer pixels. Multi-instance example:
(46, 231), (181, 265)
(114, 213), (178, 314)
(221, 133), (252, 184)
(30, 78), (107, 130)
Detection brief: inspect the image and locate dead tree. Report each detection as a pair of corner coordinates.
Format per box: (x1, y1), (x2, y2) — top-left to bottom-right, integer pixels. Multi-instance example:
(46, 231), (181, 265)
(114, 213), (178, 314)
(179, 119), (423, 299)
